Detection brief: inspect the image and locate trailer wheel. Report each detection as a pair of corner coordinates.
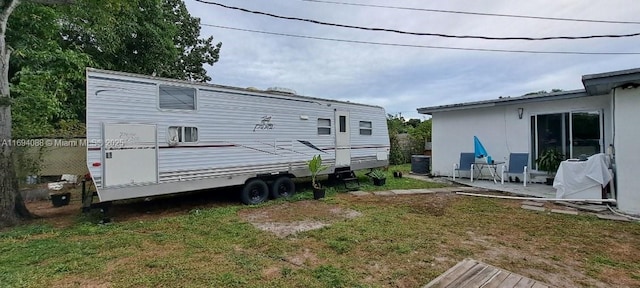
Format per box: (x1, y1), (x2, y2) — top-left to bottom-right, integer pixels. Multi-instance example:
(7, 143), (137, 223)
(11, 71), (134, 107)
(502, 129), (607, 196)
(241, 179), (269, 205)
(271, 177), (295, 199)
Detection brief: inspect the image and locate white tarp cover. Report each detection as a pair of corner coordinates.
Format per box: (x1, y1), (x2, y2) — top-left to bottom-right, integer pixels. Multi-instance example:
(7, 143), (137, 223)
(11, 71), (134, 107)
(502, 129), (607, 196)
(47, 174), (79, 191)
(553, 153), (612, 199)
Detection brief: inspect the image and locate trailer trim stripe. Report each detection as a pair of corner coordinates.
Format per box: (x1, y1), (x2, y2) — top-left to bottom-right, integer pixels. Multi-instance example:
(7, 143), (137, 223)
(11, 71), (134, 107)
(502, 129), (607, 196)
(87, 144), (389, 151)
(88, 75), (156, 86)
(199, 88), (317, 104)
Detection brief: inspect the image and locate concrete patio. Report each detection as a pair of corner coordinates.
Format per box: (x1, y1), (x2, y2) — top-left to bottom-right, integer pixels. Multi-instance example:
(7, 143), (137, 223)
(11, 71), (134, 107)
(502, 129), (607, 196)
(405, 174), (557, 199)
(449, 178), (557, 199)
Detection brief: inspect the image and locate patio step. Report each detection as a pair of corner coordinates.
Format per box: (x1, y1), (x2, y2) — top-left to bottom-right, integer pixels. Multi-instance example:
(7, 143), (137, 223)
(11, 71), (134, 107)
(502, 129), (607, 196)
(521, 201), (545, 207)
(521, 205), (546, 212)
(556, 202), (608, 212)
(551, 209), (579, 215)
(596, 214), (632, 222)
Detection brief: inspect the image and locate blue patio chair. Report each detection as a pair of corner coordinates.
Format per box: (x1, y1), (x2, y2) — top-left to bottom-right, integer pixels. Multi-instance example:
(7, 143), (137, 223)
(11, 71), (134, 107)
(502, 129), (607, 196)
(453, 152), (476, 181)
(501, 153), (530, 187)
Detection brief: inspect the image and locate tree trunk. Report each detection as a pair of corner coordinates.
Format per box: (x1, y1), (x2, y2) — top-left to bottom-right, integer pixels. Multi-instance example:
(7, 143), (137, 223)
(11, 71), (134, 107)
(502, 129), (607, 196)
(0, 0), (32, 228)
(0, 129), (18, 227)
(0, 123), (31, 227)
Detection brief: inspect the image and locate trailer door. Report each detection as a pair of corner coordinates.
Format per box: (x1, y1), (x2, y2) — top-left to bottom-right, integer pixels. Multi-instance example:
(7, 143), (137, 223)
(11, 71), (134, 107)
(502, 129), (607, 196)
(103, 123), (158, 187)
(335, 110), (351, 167)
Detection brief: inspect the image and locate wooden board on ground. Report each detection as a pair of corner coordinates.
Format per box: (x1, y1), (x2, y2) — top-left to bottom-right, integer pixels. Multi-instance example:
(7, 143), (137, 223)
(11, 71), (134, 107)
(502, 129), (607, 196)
(423, 258), (551, 288)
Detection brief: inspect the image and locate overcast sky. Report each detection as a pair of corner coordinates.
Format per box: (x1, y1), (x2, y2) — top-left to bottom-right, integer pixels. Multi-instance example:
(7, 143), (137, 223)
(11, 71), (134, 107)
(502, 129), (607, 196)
(184, 0), (640, 119)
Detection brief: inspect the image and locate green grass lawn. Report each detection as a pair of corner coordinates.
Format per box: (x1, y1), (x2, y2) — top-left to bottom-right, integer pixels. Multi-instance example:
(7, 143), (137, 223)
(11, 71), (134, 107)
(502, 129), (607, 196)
(2, 165), (639, 287)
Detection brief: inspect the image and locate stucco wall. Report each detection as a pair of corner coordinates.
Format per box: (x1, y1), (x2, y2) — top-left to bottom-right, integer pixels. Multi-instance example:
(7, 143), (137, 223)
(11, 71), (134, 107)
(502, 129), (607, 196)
(430, 95), (611, 177)
(613, 86), (640, 214)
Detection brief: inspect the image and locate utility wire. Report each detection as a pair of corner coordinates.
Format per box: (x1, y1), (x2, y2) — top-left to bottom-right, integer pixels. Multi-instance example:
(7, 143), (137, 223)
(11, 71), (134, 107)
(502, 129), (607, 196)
(301, 0), (640, 25)
(193, 0), (640, 41)
(201, 23), (640, 55)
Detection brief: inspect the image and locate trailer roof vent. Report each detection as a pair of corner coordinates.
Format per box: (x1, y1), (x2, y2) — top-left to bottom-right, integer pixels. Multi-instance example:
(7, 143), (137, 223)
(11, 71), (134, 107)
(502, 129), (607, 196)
(266, 87), (296, 95)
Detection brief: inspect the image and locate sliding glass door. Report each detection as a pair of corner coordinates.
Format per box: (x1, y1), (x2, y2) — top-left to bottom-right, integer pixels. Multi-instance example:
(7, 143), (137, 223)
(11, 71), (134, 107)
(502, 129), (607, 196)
(530, 111), (602, 169)
(571, 112), (601, 158)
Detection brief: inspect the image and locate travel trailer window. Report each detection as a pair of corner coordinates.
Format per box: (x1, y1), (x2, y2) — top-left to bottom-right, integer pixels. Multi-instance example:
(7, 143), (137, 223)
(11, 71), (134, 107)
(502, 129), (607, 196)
(159, 85), (196, 110)
(318, 118), (331, 135)
(183, 127), (198, 142)
(359, 121), (372, 135)
(168, 126), (198, 143)
(339, 116), (347, 133)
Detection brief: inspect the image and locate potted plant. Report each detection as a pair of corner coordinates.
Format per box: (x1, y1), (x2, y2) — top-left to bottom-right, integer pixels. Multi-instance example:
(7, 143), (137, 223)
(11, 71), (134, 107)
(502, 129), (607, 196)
(369, 169), (387, 186)
(535, 149), (564, 185)
(308, 155), (329, 199)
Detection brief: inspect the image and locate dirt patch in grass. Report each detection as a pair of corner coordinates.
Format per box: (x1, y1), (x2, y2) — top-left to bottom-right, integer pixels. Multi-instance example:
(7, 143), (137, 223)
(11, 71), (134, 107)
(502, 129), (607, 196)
(47, 242), (188, 288)
(20, 187), (241, 229)
(261, 266), (282, 280)
(238, 200), (362, 237)
(478, 242), (610, 287)
(343, 192), (457, 216)
(342, 193), (640, 287)
(24, 197), (83, 228)
(8, 185), (640, 288)
(285, 247), (321, 267)
(50, 278), (112, 288)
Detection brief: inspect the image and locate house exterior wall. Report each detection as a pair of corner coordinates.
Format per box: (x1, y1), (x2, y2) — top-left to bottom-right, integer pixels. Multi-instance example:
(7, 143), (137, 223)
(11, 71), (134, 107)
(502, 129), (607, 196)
(431, 95), (611, 177)
(613, 86), (640, 215)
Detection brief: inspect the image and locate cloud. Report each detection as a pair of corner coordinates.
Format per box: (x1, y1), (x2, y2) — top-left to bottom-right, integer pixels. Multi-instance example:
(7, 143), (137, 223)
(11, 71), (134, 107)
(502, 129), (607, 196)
(187, 0), (640, 119)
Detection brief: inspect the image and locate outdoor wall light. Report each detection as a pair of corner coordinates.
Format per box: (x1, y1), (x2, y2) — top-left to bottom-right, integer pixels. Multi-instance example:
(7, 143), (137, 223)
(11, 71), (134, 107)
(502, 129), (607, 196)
(517, 107), (524, 119)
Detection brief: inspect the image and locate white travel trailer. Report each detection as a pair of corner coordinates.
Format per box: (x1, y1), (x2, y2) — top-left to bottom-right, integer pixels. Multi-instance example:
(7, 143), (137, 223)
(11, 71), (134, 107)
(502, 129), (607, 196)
(85, 68), (390, 205)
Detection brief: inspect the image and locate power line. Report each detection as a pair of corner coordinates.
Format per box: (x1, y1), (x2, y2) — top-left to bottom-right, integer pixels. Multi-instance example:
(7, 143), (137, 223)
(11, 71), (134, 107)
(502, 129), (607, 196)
(201, 23), (640, 55)
(193, 0), (640, 41)
(301, 0), (640, 25)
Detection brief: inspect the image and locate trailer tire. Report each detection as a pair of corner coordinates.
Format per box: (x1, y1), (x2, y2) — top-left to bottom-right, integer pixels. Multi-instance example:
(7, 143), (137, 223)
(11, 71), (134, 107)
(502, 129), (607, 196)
(241, 179), (269, 205)
(271, 177), (295, 199)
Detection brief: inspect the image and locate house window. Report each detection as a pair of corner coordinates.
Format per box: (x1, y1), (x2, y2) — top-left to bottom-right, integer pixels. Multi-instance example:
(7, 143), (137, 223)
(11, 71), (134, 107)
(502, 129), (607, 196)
(359, 121), (372, 135)
(168, 126), (198, 143)
(159, 85), (196, 110)
(531, 111), (602, 169)
(317, 118), (331, 135)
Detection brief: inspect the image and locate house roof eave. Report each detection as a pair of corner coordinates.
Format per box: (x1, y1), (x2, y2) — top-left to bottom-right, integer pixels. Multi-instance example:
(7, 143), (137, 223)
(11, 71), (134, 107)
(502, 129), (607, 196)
(417, 89), (588, 115)
(582, 68), (640, 96)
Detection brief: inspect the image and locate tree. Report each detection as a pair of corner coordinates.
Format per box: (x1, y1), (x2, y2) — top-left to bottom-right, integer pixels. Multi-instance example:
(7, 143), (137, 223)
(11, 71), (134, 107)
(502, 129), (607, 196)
(46, 0), (221, 122)
(387, 114), (407, 164)
(388, 132), (405, 165)
(8, 0), (221, 134)
(56, 0), (221, 82)
(162, 0), (221, 82)
(0, 0), (74, 228)
(406, 118), (421, 128)
(386, 113), (407, 134)
(1, 0), (221, 227)
(386, 115), (431, 164)
(8, 2), (93, 138)
(408, 119), (432, 155)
